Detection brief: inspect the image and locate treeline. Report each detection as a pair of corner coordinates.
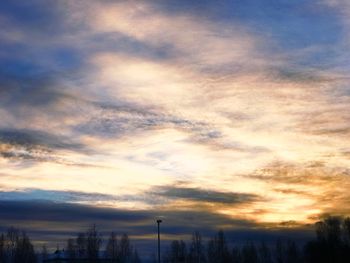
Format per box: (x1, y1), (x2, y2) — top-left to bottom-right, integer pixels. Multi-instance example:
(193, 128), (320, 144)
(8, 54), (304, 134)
(1, 216), (350, 262)
(0, 227), (36, 263)
(0, 224), (141, 263)
(161, 216), (350, 263)
(161, 230), (299, 263)
(60, 224), (141, 263)
(304, 216), (350, 263)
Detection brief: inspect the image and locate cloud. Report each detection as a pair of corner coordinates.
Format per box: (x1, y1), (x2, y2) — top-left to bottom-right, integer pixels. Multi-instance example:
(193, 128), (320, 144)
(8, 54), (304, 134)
(0, 128), (88, 165)
(0, 200), (313, 255)
(76, 1), (261, 68)
(0, 0), (349, 244)
(0, 129), (83, 151)
(241, 161), (350, 222)
(151, 185), (260, 205)
(0, 72), (68, 108)
(0, 200), (148, 226)
(0, 70), (93, 136)
(76, 100), (269, 156)
(0, 188), (117, 203)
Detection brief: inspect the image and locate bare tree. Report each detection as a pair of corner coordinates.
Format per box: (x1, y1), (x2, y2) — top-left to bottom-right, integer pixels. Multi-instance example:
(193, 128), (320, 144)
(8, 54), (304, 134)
(119, 233), (133, 263)
(305, 216), (345, 263)
(86, 224), (102, 262)
(241, 242), (258, 263)
(13, 231), (36, 263)
(258, 241), (272, 263)
(106, 232), (118, 262)
(343, 217), (350, 244)
(76, 232), (87, 258)
(316, 216), (342, 245)
(132, 248), (141, 263)
(285, 240), (299, 263)
(231, 246), (242, 263)
(275, 239), (285, 263)
(164, 240), (187, 263)
(6, 227), (19, 262)
(66, 238), (76, 259)
(0, 233), (5, 263)
(188, 231), (206, 263)
(207, 230), (231, 263)
(41, 244), (48, 261)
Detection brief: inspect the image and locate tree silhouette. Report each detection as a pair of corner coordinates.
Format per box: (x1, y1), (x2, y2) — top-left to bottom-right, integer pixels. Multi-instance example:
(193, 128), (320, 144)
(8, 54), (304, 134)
(86, 224), (102, 262)
(188, 231), (206, 263)
(6, 227), (19, 262)
(2, 216), (350, 263)
(0, 233), (5, 262)
(76, 232), (87, 259)
(0, 228), (36, 263)
(231, 246), (242, 263)
(258, 241), (272, 263)
(343, 218), (350, 243)
(105, 231), (118, 262)
(241, 242), (258, 263)
(132, 248), (141, 263)
(164, 240), (187, 263)
(343, 217), (350, 261)
(66, 238), (76, 259)
(304, 216), (350, 263)
(275, 239), (285, 263)
(119, 233), (133, 263)
(41, 245), (48, 261)
(285, 240), (299, 263)
(207, 230), (231, 263)
(13, 231), (36, 263)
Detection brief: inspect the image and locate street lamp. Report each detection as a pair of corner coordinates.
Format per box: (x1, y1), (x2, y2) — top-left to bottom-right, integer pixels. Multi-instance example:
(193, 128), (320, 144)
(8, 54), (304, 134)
(157, 219), (162, 263)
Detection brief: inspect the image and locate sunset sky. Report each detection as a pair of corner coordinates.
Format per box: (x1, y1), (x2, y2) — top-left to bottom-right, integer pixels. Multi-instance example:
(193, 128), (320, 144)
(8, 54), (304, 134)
(0, 0), (349, 255)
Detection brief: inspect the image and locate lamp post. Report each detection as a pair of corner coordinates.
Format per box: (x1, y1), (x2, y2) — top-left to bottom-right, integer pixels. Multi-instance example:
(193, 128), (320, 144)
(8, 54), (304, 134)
(157, 219), (162, 263)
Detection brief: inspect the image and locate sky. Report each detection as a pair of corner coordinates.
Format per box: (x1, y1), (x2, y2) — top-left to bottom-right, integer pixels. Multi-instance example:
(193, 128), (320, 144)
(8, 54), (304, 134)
(0, 0), (350, 257)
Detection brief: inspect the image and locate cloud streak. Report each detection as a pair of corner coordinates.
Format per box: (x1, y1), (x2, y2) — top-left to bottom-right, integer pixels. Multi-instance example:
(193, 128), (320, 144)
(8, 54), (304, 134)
(151, 186), (260, 205)
(0, 200), (314, 257)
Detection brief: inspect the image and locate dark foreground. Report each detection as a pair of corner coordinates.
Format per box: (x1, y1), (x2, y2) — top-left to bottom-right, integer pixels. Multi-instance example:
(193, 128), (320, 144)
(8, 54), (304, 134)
(1, 216), (350, 263)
